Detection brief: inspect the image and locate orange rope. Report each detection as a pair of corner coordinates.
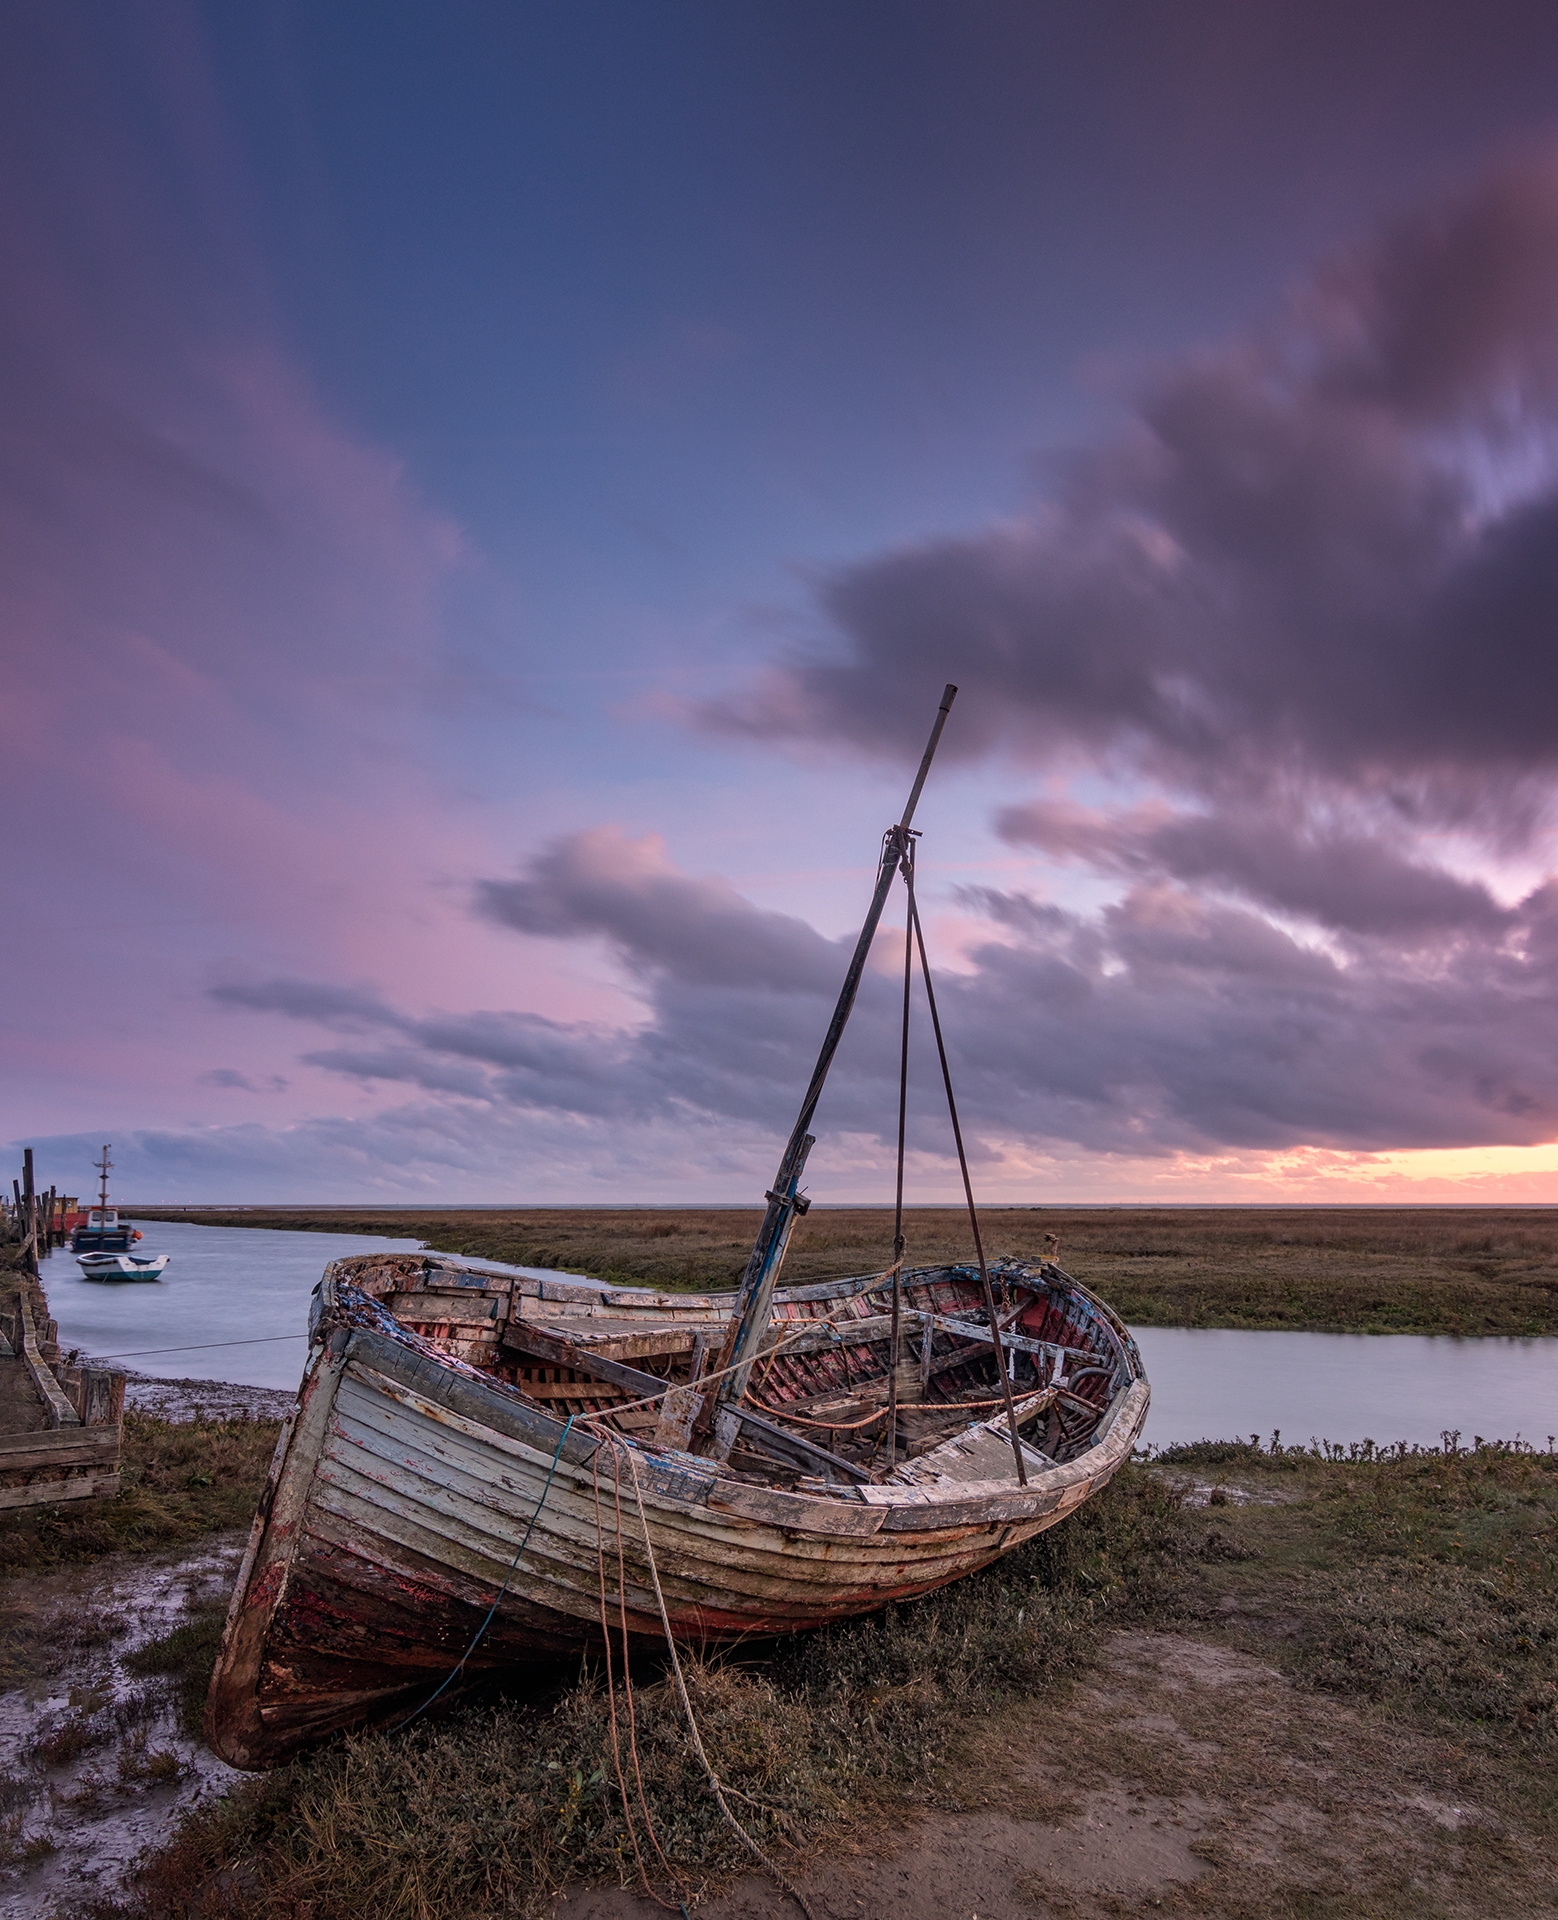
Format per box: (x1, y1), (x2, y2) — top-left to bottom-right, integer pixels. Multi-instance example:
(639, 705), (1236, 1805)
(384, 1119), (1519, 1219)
(592, 1450), (682, 1911)
(611, 1445), (684, 1897)
(746, 1396), (890, 1432)
(747, 1384), (1058, 1430)
(592, 1453), (660, 1903)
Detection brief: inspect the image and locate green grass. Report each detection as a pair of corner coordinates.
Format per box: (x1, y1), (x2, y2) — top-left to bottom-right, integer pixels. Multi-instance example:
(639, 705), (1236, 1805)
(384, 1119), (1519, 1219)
(0, 1413), (282, 1580)
(132, 1204), (1558, 1334)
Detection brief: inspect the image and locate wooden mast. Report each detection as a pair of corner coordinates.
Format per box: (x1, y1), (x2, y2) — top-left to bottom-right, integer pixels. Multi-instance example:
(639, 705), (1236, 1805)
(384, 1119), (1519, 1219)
(695, 684), (958, 1459)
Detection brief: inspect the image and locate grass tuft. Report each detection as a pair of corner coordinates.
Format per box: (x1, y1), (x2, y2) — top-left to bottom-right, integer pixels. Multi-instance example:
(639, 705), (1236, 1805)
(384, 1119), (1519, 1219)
(123, 1612), (227, 1737)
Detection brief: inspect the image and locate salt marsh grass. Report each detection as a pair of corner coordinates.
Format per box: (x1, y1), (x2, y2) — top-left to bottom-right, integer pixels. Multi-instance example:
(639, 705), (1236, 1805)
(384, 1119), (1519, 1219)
(136, 1204), (1558, 1334)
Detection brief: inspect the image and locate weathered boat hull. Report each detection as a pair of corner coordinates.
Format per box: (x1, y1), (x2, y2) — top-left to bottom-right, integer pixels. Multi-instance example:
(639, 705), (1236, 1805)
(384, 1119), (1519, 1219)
(206, 1254), (1148, 1768)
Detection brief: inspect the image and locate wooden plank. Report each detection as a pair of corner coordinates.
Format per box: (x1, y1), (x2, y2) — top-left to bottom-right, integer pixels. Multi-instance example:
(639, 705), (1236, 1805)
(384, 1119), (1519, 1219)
(706, 1481), (888, 1537)
(0, 1441), (121, 1474)
(344, 1333), (604, 1469)
(498, 1323), (668, 1399)
(0, 1469), (120, 1511)
(0, 1424), (121, 1461)
(19, 1296), (78, 1428)
(762, 1314), (898, 1359)
(547, 1327), (702, 1362)
(882, 1489), (1066, 1531)
(385, 1291), (502, 1326)
(652, 1386), (699, 1449)
(725, 1404), (875, 1484)
(416, 1270), (512, 1292)
(925, 1313), (1103, 1368)
(538, 1278), (615, 1304)
(512, 1378), (627, 1403)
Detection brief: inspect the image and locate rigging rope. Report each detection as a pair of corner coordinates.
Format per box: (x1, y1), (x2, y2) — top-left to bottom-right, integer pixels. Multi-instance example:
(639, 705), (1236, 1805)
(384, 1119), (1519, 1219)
(619, 1440), (819, 1920)
(386, 1414), (576, 1732)
(888, 828), (915, 1467)
(592, 1447), (684, 1911)
(905, 868), (1030, 1487)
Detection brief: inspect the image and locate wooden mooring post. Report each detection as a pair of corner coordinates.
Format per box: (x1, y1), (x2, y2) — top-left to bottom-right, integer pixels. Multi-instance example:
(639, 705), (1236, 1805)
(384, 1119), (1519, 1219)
(0, 1150), (126, 1509)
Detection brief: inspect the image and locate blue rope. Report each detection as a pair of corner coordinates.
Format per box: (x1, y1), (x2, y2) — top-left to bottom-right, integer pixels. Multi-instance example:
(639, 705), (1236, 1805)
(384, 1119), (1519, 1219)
(392, 1413), (577, 1732)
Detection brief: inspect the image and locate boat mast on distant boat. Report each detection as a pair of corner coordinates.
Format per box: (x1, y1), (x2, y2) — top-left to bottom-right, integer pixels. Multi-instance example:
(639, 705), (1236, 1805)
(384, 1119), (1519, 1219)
(72, 1147), (169, 1282)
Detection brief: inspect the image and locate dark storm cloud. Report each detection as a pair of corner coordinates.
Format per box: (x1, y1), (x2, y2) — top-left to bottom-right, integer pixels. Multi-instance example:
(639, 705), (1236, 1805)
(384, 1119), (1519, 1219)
(703, 150), (1558, 817)
(207, 153), (1558, 1169)
(995, 799), (1508, 939)
(210, 826), (1558, 1162)
(476, 825), (843, 993)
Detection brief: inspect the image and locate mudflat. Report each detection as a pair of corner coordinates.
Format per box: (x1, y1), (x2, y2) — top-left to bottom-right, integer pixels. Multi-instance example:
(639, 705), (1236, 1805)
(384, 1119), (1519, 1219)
(132, 1204), (1558, 1334)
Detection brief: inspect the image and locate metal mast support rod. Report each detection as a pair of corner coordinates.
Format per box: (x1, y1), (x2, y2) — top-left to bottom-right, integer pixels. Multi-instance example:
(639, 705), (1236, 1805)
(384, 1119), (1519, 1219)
(887, 837), (915, 1468)
(906, 880), (1028, 1486)
(697, 685), (958, 1458)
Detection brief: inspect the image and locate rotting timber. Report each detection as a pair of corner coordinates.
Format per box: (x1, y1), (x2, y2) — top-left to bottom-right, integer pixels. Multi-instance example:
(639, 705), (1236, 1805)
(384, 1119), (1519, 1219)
(205, 686), (1150, 1769)
(0, 1153), (126, 1510)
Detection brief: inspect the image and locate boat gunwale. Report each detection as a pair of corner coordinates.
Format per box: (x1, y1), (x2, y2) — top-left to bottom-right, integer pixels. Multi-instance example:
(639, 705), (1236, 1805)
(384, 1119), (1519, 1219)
(314, 1255), (1148, 1526)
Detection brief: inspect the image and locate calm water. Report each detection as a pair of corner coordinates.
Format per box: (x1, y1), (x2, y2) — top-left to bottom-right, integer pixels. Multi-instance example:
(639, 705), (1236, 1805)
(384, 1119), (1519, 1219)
(1131, 1325), (1555, 1452)
(37, 1224), (1558, 1445)
(40, 1220), (425, 1390)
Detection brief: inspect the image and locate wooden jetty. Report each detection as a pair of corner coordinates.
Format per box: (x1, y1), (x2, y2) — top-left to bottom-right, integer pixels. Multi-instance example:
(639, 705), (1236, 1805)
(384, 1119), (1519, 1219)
(0, 1151), (126, 1510)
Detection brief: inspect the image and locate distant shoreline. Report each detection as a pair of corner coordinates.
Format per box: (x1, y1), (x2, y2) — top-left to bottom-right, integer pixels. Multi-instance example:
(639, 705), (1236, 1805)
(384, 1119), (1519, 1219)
(124, 1205), (1558, 1337)
(125, 1199), (1558, 1210)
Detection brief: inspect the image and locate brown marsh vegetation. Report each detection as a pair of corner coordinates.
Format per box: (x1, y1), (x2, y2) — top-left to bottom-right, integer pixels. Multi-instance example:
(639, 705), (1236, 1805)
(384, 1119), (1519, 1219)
(74, 1436), (1558, 1920)
(137, 1204), (1558, 1334)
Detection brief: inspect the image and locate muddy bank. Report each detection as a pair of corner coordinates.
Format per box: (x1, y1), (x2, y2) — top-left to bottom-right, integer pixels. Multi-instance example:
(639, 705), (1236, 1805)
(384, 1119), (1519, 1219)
(115, 1374), (294, 1425)
(0, 1536), (245, 1917)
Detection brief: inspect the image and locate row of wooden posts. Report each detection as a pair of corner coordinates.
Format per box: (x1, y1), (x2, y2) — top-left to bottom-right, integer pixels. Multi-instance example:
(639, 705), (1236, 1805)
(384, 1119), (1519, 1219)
(1, 1149), (74, 1277)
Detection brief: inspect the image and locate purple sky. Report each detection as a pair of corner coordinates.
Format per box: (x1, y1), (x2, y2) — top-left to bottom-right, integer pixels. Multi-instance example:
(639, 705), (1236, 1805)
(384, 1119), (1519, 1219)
(12, 2), (1558, 1205)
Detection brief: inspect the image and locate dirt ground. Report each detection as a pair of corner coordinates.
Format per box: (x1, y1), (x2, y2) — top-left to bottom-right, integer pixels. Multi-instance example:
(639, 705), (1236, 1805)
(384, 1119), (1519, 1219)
(551, 1454), (1557, 1920)
(562, 1621), (1551, 1920)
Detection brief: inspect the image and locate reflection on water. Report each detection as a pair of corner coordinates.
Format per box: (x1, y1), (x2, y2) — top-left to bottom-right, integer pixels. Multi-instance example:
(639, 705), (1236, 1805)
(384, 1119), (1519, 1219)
(1132, 1324), (1556, 1450)
(37, 1225), (1557, 1444)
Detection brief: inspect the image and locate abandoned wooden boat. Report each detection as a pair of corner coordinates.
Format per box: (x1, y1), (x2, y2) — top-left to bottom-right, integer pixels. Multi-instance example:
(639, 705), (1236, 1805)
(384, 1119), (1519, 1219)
(205, 684), (1150, 1768)
(204, 1247), (1146, 1766)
